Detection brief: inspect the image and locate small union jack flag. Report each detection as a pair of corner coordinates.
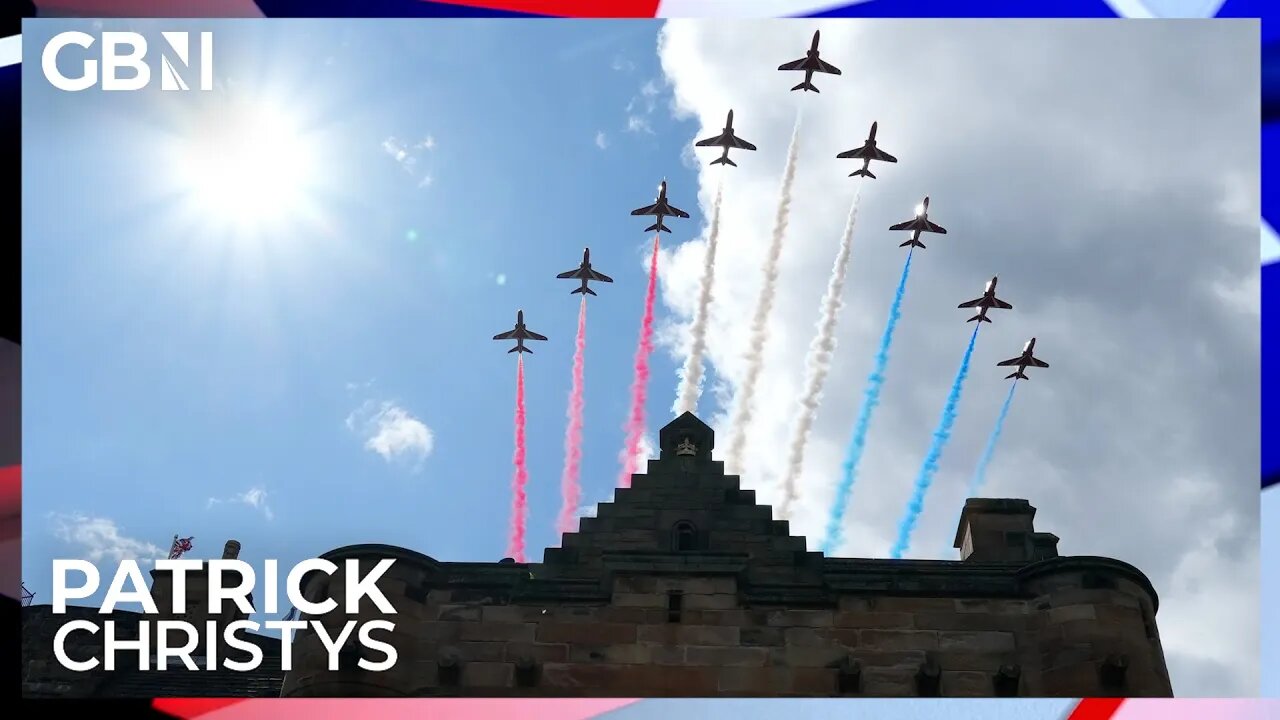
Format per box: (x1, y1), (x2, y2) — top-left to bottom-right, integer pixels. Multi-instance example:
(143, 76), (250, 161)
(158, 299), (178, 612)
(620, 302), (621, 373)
(168, 535), (195, 560)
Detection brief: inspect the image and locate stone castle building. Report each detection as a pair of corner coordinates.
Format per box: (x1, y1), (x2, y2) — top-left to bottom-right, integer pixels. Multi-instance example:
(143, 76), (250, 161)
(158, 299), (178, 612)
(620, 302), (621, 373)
(23, 413), (1173, 697)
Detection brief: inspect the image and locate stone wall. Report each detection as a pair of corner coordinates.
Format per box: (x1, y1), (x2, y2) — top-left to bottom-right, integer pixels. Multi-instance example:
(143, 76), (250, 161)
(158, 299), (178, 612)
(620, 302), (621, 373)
(22, 604), (286, 698)
(22, 605), (140, 697)
(279, 546), (1171, 698)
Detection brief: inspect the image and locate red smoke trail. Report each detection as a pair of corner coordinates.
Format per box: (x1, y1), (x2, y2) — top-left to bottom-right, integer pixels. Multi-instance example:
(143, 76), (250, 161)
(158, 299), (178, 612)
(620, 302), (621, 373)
(618, 235), (661, 488)
(507, 356), (528, 562)
(556, 297), (588, 535)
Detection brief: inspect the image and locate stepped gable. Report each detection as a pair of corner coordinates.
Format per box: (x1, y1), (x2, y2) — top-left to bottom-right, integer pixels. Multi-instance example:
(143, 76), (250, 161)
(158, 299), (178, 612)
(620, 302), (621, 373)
(527, 412), (1158, 613)
(537, 412), (820, 590)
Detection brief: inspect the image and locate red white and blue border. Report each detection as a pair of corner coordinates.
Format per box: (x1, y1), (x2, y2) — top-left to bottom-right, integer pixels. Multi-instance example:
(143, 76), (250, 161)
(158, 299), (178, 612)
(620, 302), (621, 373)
(6, 0), (1275, 713)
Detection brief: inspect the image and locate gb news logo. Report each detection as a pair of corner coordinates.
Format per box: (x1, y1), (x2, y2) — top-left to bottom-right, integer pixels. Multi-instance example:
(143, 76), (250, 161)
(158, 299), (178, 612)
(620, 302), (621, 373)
(41, 31), (214, 92)
(50, 556), (399, 673)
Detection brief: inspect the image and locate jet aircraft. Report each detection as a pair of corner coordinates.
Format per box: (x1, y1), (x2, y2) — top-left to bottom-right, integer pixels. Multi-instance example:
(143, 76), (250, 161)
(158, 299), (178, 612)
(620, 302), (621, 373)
(957, 276), (1013, 323)
(889, 196), (948, 249)
(778, 30), (842, 93)
(493, 310), (548, 354)
(836, 121), (898, 178)
(695, 109), (758, 167)
(996, 338), (1049, 380)
(631, 180), (691, 233)
(556, 248), (614, 296)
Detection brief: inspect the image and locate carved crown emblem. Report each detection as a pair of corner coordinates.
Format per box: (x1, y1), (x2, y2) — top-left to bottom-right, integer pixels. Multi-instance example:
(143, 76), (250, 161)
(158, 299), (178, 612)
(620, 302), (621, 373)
(676, 437), (697, 456)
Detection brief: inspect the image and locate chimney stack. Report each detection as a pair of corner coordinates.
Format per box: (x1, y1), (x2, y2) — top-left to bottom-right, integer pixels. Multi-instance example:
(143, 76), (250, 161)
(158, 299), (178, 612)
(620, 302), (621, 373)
(954, 499), (1059, 563)
(149, 538), (252, 665)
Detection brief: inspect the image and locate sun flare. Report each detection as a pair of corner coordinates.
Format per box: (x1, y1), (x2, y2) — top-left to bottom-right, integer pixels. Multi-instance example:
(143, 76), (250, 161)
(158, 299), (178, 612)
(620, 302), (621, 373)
(172, 97), (320, 236)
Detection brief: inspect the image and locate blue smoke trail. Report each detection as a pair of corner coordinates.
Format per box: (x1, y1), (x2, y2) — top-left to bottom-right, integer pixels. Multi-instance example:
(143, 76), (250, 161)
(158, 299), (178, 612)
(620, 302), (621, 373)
(967, 380), (1019, 497)
(939, 378), (1018, 557)
(821, 249), (915, 554)
(890, 324), (981, 559)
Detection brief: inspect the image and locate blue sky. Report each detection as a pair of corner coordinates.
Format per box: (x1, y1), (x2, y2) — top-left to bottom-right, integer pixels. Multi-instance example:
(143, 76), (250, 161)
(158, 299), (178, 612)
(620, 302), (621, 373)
(21, 19), (705, 619)
(18, 18), (1267, 696)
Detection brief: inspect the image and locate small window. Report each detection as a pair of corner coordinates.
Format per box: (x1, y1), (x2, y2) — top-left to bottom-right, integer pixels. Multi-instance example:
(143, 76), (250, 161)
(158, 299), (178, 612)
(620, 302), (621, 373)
(667, 591), (683, 623)
(672, 521), (698, 552)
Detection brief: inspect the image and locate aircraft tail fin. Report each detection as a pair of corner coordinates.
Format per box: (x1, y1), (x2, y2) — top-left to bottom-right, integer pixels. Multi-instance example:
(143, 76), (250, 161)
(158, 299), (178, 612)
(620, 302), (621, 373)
(899, 238), (926, 249)
(850, 168), (876, 179)
(645, 221), (672, 233)
(571, 286), (597, 296)
(968, 314), (992, 323)
(1005, 371), (1027, 380)
(509, 345), (531, 354)
(710, 156), (737, 167)
(791, 81), (819, 92)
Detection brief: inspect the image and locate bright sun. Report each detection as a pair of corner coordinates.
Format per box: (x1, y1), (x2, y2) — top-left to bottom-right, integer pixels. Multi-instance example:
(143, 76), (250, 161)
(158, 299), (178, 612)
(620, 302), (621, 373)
(173, 97), (319, 236)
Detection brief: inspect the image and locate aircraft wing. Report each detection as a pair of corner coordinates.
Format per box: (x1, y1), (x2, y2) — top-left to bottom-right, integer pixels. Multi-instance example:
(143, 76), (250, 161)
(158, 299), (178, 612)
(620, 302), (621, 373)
(1030, 357), (1049, 368)
(493, 330), (516, 340)
(873, 148), (898, 163)
(557, 268), (584, 279)
(957, 298), (984, 309)
(996, 357), (1022, 367)
(631, 203), (658, 216)
(731, 136), (758, 151)
(816, 59), (842, 75)
(526, 329), (548, 342)
(695, 133), (726, 147)
(993, 298), (1013, 310)
(836, 146), (870, 159)
(778, 58), (809, 71)
(669, 204), (691, 219)
(925, 221), (948, 234)
(889, 219), (916, 231)
(589, 269), (614, 283)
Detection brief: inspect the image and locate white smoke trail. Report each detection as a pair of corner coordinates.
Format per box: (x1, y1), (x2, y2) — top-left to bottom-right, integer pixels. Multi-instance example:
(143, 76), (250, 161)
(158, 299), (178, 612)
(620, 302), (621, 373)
(725, 110), (803, 475)
(674, 177), (726, 417)
(778, 186), (863, 521)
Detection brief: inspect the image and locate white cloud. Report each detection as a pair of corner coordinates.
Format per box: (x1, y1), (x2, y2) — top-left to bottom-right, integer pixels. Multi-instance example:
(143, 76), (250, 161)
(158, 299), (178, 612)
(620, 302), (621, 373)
(207, 486), (274, 521)
(496, 273), (508, 286)
(346, 399), (434, 469)
(595, 131), (609, 149)
(49, 513), (165, 566)
(382, 134), (435, 187)
(627, 114), (653, 134)
(633, 433), (656, 475)
(381, 136), (416, 172)
(655, 20), (1257, 696)
(611, 55), (636, 72)
(1152, 490), (1260, 694)
(624, 78), (664, 135)
(1215, 171), (1258, 230)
